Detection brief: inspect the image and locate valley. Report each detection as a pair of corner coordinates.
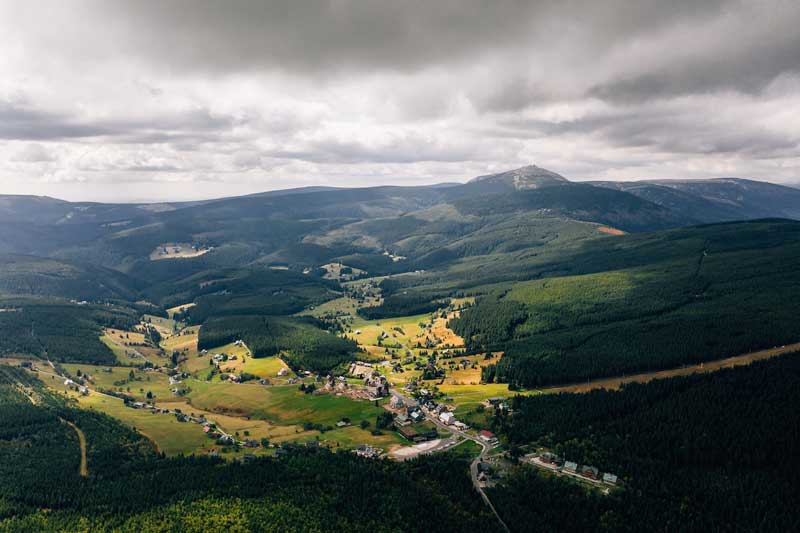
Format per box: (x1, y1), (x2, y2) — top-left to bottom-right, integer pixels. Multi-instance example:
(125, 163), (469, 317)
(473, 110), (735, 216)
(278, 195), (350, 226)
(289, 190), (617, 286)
(2, 166), (800, 531)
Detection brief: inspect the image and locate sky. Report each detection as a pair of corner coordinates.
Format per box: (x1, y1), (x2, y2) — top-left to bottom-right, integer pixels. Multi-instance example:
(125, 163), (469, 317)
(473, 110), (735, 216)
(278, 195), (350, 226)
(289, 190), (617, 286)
(1, 0), (799, 202)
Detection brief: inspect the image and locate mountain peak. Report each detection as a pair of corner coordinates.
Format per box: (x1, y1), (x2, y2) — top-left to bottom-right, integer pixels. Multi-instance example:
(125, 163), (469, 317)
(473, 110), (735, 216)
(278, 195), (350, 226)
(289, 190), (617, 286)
(469, 165), (569, 190)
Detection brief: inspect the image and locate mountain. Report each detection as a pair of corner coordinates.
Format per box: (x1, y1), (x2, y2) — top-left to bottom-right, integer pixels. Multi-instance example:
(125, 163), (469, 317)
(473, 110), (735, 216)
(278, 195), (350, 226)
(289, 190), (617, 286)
(467, 165), (570, 193)
(592, 177), (800, 223)
(1, 166), (799, 289)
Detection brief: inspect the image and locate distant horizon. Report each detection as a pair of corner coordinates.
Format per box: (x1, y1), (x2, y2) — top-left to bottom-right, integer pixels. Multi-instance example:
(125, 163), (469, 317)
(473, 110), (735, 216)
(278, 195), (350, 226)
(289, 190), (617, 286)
(3, 169), (800, 204)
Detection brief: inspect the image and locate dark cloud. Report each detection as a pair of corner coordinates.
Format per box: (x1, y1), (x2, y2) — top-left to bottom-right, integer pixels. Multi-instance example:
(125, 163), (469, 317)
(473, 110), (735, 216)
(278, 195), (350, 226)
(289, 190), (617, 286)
(0, 101), (111, 140)
(0, 100), (249, 144)
(67, 1), (730, 77)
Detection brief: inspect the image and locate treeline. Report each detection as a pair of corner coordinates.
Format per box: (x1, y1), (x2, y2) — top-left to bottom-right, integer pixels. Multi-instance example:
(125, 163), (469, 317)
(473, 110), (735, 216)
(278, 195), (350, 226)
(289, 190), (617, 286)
(0, 366), (497, 532)
(487, 353), (800, 531)
(199, 315), (358, 373)
(0, 299), (139, 364)
(358, 293), (449, 320)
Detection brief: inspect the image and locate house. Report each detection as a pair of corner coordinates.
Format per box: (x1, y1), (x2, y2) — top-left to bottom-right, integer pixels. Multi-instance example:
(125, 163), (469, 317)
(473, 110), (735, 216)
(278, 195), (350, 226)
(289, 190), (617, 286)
(169, 375), (182, 385)
(602, 473), (618, 485)
(439, 411), (456, 425)
(243, 439), (259, 448)
(540, 452), (559, 464)
(132, 402), (145, 409)
(277, 367), (289, 376)
(397, 425), (419, 441)
(563, 461), (578, 473)
(389, 395), (404, 409)
(336, 420), (350, 427)
(364, 372), (389, 398)
(581, 466), (599, 480)
(202, 425), (212, 433)
(354, 444), (382, 458)
(409, 409), (425, 423)
(478, 430), (495, 441)
(259, 378), (271, 385)
(453, 421), (468, 430)
(477, 462), (492, 474)
(394, 414), (411, 426)
(64, 379), (75, 386)
(227, 374), (240, 383)
(19, 361), (33, 369)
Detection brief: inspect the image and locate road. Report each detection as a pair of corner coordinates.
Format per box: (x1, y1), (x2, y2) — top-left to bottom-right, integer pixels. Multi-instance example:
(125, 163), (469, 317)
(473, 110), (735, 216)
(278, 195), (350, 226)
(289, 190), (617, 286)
(390, 390), (510, 532)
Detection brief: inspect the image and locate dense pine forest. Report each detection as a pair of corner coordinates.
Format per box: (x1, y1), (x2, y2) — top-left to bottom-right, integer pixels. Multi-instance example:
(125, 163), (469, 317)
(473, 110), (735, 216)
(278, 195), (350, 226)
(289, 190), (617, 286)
(0, 300), (139, 364)
(486, 353), (800, 531)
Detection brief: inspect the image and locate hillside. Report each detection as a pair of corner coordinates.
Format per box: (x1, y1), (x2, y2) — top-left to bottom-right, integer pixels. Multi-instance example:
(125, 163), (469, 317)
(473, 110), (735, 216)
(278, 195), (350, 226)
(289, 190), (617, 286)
(450, 219), (800, 386)
(592, 177), (800, 223)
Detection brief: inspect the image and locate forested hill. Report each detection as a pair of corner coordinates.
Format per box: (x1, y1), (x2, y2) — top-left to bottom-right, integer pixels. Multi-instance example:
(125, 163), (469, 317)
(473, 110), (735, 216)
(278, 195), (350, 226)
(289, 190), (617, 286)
(487, 352), (800, 532)
(449, 219), (800, 387)
(1, 166), (799, 285)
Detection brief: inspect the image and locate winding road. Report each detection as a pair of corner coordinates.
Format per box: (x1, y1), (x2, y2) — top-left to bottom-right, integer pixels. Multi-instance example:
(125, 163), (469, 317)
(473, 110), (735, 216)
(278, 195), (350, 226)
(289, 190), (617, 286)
(390, 390), (510, 532)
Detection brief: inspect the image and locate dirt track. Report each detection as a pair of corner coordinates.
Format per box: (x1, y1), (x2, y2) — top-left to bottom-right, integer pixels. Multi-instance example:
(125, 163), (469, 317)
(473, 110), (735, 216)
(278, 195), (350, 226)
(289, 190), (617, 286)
(542, 342), (800, 394)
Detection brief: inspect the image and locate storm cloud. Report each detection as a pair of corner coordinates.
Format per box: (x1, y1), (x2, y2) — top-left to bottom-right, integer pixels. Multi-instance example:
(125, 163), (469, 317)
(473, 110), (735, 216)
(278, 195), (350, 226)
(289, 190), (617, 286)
(0, 0), (798, 201)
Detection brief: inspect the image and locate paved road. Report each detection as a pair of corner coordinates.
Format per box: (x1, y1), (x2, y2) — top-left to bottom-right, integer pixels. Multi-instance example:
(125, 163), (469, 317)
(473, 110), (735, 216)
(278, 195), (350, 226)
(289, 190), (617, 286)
(390, 390), (510, 532)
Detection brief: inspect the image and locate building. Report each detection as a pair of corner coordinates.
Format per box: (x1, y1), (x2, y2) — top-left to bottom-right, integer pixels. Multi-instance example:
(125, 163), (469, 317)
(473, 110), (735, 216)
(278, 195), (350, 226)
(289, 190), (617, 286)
(389, 395), (404, 409)
(354, 444), (382, 458)
(439, 411), (456, 425)
(540, 452), (559, 464)
(602, 473), (618, 485)
(563, 461), (578, 474)
(277, 367), (289, 376)
(394, 414), (411, 426)
(364, 372), (389, 398)
(580, 466), (599, 480)
(397, 425), (420, 441)
(478, 430), (496, 442)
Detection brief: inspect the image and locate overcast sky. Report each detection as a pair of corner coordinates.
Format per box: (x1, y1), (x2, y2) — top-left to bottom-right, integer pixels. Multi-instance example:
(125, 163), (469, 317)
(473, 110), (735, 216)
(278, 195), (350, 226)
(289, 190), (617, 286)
(1, 1), (799, 202)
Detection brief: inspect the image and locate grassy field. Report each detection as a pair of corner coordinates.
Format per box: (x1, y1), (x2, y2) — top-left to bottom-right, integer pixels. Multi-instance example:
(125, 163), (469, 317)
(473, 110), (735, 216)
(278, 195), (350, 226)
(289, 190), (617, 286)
(166, 303), (196, 318)
(142, 314), (180, 338)
(297, 296), (359, 318)
(61, 363), (179, 401)
(161, 326), (200, 358)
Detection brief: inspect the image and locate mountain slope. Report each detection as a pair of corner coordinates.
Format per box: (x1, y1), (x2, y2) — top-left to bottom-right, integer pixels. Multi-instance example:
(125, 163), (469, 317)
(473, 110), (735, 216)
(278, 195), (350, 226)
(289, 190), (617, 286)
(592, 177), (800, 222)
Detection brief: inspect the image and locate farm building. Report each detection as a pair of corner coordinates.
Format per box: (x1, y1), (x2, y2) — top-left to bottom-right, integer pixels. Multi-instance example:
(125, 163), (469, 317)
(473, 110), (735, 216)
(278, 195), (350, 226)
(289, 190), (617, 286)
(563, 461), (578, 473)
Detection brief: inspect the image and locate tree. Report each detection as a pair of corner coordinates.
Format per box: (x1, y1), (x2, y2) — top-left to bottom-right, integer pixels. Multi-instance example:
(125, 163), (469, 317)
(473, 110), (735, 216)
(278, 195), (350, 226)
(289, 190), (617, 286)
(360, 420), (371, 430)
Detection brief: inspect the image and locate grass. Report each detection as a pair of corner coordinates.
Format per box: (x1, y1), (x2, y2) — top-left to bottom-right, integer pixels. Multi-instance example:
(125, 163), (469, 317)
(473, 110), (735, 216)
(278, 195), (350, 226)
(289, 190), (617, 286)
(142, 314), (180, 338)
(161, 326), (200, 359)
(166, 303), (196, 318)
(60, 363), (178, 403)
(438, 383), (538, 413)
